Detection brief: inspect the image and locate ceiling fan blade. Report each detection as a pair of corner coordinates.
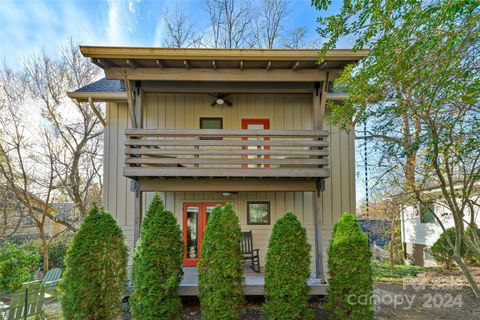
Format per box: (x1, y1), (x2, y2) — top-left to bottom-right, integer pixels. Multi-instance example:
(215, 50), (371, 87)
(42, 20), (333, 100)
(210, 100), (217, 107)
(224, 99), (233, 106)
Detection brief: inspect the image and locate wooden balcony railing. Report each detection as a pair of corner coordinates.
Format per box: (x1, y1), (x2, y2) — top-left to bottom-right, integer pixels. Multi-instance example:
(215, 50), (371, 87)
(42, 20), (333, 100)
(124, 129), (329, 179)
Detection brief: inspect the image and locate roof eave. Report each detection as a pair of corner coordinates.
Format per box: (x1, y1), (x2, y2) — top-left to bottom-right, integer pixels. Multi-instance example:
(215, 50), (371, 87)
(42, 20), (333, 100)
(67, 91), (127, 102)
(79, 46), (369, 61)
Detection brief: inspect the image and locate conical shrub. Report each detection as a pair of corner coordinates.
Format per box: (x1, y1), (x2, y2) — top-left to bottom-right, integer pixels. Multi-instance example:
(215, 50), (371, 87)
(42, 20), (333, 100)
(327, 212), (373, 320)
(198, 203), (244, 320)
(130, 193), (184, 319)
(60, 205), (128, 319)
(264, 212), (313, 319)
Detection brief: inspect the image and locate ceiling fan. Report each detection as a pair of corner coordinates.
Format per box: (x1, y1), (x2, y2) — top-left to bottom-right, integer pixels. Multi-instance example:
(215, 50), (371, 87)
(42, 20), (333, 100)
(210, 93), (232, 106)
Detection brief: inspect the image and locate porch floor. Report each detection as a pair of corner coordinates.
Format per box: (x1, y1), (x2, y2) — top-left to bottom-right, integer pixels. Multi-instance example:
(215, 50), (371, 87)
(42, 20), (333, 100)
(179, 267), (327, 296)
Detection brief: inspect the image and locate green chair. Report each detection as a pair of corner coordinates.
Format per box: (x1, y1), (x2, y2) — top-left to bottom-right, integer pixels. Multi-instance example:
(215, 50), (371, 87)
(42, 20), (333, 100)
(0, 281), (46, 320)
(41, 268), (63, 294)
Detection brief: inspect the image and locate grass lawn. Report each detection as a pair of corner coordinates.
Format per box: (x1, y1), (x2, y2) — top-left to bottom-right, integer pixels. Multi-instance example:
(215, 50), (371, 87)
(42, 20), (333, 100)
(371, 261), (428, 281)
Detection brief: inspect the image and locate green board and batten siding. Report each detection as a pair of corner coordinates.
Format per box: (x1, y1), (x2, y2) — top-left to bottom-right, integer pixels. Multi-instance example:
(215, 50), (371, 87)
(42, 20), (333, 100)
(103, 93), (355, 273)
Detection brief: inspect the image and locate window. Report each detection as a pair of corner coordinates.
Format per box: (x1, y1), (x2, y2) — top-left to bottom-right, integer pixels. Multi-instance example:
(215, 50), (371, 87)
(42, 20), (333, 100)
(419, 201), (435, 223)
(200, 117), (223, 129)
(24, 215), (34, 226)
(200, 117), (223, 140)
(247, 201), (270, 225)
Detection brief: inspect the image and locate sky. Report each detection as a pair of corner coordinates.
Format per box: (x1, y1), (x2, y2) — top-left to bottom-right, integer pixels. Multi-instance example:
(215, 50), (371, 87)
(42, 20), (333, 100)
(0, 0), (344, 69)
(0, 0), (366, 207)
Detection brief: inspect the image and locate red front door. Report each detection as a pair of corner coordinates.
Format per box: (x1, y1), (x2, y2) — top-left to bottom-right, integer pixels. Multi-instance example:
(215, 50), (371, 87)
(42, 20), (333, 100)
(183, 202), (224, 266)
(241, 119), (270, 168)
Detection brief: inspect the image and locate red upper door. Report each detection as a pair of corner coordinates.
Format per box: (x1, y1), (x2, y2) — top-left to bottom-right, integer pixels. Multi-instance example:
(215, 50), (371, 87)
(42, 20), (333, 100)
(241, 119), (270, 168)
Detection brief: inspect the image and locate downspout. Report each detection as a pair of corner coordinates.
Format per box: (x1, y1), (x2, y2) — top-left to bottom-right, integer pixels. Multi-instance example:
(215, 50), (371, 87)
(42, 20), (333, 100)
(315, 179), (326, 282)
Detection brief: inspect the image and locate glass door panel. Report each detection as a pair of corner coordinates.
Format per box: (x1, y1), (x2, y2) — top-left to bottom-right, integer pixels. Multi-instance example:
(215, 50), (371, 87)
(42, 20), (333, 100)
(186, 206), (199, 260)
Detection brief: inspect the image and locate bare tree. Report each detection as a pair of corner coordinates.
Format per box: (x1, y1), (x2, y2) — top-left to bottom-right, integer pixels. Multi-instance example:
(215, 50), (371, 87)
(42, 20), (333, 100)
(163, 8), (203, 48)
(205, 0), (254, 48)
(281, 27), (310, 49)
(0, 69), (76, 271)
(254, 0), (288, 48)
(24, 42), (103, 220)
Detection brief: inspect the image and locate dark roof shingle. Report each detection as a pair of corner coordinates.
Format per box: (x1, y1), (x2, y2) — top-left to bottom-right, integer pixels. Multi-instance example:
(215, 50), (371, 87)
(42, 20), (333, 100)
(75, 78), (125, 93)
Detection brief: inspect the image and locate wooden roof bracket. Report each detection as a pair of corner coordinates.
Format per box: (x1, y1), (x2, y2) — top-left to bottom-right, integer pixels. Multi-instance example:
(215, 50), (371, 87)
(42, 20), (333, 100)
(125, 73), (137, 128)
(87, 97), (106, 126)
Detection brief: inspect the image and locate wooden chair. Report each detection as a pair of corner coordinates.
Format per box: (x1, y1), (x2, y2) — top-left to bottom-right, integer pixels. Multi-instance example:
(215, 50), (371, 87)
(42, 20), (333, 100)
(41, 268), (63, 294)
(241, 231), (261, 273)
(0, 281), (46, 320)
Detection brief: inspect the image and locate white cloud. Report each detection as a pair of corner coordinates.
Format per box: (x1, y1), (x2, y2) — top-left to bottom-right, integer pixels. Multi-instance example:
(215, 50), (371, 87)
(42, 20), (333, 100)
(128, 1), (135, 13)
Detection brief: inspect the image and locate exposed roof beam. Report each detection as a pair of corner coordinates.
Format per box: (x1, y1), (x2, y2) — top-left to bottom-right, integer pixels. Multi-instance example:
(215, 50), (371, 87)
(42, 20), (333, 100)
(292, 61), (300, 70)
(184, 60), (190, 70)
(266, 61), (271, 70)
(88, 97), (106, 126)
(126, 59), (138, 68)
(156, 59), (164, 69)
(92, 58), (114, 69)
(318, 61), (328, 69)
(107, 68), (333, 82)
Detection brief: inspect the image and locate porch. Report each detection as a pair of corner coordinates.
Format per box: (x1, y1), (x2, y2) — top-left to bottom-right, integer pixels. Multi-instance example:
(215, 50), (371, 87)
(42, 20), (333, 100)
(124, 128), (329, 180)
(179, 267), (327, 296)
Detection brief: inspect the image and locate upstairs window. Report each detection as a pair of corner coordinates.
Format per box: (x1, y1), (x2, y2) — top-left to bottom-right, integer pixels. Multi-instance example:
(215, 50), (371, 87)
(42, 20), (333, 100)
(419, 201), (435, 224)
(200, 117), (223, 140)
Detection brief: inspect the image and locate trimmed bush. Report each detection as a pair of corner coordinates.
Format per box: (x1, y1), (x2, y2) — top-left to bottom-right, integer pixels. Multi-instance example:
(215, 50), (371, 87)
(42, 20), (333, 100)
(198, 203), (244, 320)
(0, 242), (39, 293)
(130, 193), (184, 319)
(60, 205), (127, 320)
(431, 227), (466, 268)
(264, 212), (313, 320)
(327, 212), (373, 320)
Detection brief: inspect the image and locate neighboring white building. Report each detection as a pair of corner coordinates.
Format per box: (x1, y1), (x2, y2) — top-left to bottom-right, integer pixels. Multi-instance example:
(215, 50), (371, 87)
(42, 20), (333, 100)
(401, 198), (480, 266)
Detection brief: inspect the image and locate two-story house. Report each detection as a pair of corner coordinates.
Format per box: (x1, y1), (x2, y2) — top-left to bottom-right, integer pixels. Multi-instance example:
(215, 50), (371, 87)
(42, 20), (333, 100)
(68, 47), (367, 294)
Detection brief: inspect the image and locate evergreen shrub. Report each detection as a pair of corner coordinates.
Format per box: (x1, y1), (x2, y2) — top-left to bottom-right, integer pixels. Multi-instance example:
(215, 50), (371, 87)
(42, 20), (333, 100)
(60, 205), (128, 320)
(263, 212), (313, 320)
(130, 193), (184, 319)
(327, 212), (373, 320)
(198, 203), (244, 320)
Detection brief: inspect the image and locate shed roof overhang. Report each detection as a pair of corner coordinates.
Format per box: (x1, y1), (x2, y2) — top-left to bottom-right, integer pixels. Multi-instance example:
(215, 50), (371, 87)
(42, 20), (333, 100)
(68, 46), (367, 103)
(79, 46), (368, 82)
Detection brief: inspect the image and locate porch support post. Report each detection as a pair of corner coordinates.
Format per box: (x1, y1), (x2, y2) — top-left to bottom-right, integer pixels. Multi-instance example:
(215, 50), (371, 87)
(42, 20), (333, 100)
(132, 181), (143, 246)
(313, 79), (328, 282)
(132, 81), (143, 246)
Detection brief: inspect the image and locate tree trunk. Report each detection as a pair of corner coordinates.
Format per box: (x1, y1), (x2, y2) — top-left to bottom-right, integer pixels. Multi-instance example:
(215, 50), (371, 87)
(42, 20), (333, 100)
(390, 219), (395, 275)
(39, 227), (49, 272)
(452, 255), (480, 298)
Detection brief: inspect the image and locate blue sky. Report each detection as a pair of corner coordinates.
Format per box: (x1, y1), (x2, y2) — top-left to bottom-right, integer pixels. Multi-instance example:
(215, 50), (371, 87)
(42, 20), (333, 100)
(0, 0), (343, 68)
(1, 0), (366, 206)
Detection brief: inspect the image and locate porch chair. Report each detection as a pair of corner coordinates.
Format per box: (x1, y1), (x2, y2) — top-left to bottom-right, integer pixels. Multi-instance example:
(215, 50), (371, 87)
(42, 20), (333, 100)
(40, 268), (63, 295)
(241, 231), (261, 273)
(0, 280), (46, 320)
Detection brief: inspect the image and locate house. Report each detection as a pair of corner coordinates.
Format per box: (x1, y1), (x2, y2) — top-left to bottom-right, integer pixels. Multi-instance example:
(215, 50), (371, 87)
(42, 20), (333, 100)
(68, 47), (368, 294)
(0, 187), (63, 241)
(401, 192), (480, 266)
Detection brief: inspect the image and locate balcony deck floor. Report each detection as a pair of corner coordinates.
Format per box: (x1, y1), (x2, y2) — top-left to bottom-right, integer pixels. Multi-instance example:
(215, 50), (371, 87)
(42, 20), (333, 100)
(179, 267), (327, 296)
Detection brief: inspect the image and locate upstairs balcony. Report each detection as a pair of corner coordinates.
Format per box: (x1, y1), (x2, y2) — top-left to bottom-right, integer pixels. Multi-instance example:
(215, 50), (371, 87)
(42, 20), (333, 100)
(124, 129), (329, 180)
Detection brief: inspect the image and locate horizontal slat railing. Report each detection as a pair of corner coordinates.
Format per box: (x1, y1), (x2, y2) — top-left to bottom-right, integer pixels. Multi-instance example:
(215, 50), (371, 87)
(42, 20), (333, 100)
(124, 129), (330, 178)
